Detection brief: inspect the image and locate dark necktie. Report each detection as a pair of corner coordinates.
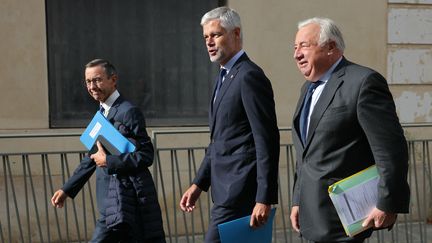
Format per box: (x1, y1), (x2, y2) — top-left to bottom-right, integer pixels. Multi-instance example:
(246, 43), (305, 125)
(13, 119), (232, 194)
(299, 81), (323, 144)
(213, 68), (227, 103)
(99, 105), (105, 116)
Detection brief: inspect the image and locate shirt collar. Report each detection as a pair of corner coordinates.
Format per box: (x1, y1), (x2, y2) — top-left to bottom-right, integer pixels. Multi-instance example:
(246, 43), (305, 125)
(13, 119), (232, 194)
(100, 89), (120, 112)
(221, 49), (245, 73)
(318, 57), (343, 83)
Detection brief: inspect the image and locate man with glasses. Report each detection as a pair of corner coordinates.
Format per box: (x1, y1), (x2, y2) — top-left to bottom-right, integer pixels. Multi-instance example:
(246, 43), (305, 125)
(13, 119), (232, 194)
(51, 59), (165, 242)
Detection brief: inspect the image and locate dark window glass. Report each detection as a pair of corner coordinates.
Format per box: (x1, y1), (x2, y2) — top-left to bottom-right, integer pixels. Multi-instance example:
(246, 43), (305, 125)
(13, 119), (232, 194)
(46, 0), (222, 127)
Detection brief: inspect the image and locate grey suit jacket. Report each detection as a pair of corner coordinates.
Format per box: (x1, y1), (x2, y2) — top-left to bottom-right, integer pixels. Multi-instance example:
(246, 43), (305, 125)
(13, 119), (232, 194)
(292, 57), (410, 241)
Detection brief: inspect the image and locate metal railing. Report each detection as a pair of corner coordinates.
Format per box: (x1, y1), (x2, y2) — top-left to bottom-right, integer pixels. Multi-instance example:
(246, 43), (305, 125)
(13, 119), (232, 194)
(0, 127), (431, 242)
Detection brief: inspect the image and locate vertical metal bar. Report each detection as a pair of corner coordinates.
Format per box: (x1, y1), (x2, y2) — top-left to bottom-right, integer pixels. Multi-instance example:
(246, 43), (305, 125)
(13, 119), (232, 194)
(3, 156), (11, 243)
(42, 154), (51, 243)
(0, 218), (5, 243)
(46, 154), (64, 242)
(156, 150), (172, 243)
(411, 142), (424, 242)
(22, 155), (31, 243)
(171, 150), (178, 243)
(424, 140), (431, 243)
(61, 153), (70, 242)
(187, 149), (195, 243)
(174, 150), (190, 243)
(62, 153), (82, 243)
(82, 181), (88, 241)
(6, 156), (25, 242)
(80, 152), (97, 226)
(153, 134), (159, 192)
(408, 141), (414, 243)
(190, 148), (206, 241)
(421, 141), (427, 243)
(25, 154), (45, 242)
(288, 145), (295, 242)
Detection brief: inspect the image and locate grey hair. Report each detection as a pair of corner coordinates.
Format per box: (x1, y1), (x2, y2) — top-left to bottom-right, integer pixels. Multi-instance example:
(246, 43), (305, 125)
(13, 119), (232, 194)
(85, 58), (117, 77)
(298, 17), (345, 52)
(201, 6), (243, 42)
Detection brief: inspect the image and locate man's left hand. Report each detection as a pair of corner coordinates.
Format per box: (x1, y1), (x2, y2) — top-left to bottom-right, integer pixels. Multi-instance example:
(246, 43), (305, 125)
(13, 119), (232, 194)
(90, 141), (107, 167)
(250, 203), (271, 228)
(362, 207), (397, 229)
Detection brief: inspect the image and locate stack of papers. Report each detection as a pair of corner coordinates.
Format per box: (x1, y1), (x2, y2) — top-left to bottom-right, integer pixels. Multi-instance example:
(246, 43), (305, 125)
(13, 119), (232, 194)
(328, 165), (379, 236)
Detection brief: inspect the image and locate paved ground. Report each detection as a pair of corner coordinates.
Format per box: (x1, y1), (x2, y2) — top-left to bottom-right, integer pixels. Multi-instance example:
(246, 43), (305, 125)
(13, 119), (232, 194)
(167, 222), (432, 243)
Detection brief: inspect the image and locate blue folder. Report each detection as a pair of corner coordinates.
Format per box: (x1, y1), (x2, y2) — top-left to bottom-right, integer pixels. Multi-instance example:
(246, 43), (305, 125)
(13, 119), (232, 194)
(80, 111), (135, 155)
(218, 208), (276, 243)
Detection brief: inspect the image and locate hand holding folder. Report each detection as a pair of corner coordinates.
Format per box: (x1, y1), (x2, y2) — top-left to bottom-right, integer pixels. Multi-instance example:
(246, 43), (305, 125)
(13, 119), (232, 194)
(80, 111), (136, 155)
(218, 208), (276, 243)
(328, 165), (379, 236)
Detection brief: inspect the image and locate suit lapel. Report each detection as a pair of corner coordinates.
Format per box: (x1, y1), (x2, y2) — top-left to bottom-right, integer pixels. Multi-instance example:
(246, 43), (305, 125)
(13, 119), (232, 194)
(210, 54), (247, 138)
(293, 82), (309, 147)
(106, 96), (122, 122)
(305, 60), (347, 147)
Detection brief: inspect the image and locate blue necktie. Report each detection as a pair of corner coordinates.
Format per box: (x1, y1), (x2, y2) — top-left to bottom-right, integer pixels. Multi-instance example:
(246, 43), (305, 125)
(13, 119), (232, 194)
(213, 68), (227, 103)
(99, 105), (105, 116)
(299, 81), (323, 144)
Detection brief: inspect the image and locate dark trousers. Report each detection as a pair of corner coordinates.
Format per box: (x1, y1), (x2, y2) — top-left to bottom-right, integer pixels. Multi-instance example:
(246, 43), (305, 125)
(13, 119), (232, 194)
(204, 203), (255, 243)
(90, 220), (133, 243)
(90, 219), (166, 243)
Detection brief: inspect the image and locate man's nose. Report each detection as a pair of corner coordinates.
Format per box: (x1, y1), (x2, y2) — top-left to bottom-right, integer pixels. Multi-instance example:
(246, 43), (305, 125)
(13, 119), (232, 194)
(206, 38), (214, 46)
(293, 49), (301, 60)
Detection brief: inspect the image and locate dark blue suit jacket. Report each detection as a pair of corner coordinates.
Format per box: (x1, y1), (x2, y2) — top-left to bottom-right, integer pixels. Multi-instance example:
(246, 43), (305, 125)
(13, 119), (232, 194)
(62, 95), (164, 240)
(193, 53), (280, 207)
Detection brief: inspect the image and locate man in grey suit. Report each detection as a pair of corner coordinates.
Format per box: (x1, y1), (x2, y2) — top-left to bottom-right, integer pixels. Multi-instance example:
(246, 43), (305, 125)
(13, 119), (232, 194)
(179, 7), (280, 243)
(290, 17), (410, 242)
(51, 59), (165, 242)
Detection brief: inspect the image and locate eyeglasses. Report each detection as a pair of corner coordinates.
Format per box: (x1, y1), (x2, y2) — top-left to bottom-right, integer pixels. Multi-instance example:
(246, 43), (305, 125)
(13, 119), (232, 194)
(84, 77), (104, 86)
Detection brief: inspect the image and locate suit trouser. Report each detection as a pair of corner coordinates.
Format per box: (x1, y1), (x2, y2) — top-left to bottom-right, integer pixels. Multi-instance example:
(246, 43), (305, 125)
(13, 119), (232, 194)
(204, 203), (255, 243)
(90, 219), (133, 243)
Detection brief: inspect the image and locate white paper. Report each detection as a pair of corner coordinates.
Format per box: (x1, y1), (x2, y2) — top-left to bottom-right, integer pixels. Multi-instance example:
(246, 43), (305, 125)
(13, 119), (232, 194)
(89, 122), (102, 139)
(330, 177), (379, 225)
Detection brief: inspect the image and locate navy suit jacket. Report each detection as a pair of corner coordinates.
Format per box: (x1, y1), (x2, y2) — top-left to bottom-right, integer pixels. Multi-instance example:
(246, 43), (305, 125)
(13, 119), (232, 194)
(62, 95), (163, 239)
(292, 58), (410, 241)
(193, 53), (280, 207)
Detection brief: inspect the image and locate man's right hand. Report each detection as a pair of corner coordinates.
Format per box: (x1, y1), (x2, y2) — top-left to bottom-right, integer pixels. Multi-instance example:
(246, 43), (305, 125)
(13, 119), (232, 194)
(179, 184), (202, 212)
(51, 189), (68, 208)
(290, 206), (300, 233)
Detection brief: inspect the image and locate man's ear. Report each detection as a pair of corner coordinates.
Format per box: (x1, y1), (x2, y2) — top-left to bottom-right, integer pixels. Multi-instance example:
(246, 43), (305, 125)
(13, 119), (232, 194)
(327, 41), (337, 55)
(110, 74), (119, 87)
(234, 27), (241, 39)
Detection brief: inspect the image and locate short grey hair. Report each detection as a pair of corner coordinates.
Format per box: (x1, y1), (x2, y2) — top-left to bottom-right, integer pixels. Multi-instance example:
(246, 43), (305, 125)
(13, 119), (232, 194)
(201, 6), (242, 42)
(85, 58), (117, 77)
(298, 17), (345, 52)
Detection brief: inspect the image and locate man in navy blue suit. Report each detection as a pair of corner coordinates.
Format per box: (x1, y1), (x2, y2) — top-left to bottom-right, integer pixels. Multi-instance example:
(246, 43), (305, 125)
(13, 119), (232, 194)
(179, 7), (280, 243)
(51, 59), (165, 242)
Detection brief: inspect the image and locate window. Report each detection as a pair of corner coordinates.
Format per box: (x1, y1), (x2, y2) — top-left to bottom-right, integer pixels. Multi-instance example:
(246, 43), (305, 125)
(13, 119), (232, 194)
(46, 0), (223, 127)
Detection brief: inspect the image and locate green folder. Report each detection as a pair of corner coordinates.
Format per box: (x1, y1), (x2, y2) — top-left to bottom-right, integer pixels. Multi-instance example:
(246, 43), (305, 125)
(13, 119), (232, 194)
(328, 165), (379, 236)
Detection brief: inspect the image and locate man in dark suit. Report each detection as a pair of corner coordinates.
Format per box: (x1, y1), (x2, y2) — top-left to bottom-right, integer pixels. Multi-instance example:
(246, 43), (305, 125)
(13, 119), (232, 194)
(290, 17), (410, 242)
(179, 7), (280, 243)
(51, 59), (165, 242)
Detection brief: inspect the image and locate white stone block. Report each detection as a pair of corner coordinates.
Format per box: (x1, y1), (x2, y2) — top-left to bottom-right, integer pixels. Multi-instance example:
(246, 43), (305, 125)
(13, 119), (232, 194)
(394, 91), (432, 123)
(388, 49), (432, 84)
(388, 8), (432, 44)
